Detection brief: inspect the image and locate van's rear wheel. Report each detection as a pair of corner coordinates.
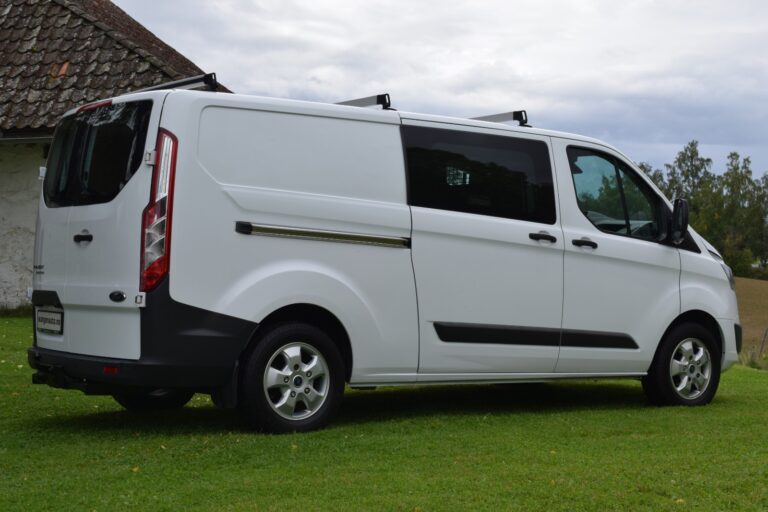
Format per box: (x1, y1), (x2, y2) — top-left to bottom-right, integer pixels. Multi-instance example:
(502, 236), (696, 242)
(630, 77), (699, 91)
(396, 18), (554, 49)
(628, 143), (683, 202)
(239, 322), (344, 433)
(642, 323), (721, 406)
(113, 389), (194, 412)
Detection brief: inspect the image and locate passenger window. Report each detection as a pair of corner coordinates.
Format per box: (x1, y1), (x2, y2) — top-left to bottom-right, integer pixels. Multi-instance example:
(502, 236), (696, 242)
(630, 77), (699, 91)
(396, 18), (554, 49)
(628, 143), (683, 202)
(567, 147), (664, 241)
(403, 126), (556, 224)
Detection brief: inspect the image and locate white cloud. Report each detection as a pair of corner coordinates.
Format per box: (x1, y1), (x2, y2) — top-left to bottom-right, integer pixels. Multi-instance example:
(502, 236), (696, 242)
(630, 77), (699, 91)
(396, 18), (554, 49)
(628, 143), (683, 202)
(113, 0), (768, 174)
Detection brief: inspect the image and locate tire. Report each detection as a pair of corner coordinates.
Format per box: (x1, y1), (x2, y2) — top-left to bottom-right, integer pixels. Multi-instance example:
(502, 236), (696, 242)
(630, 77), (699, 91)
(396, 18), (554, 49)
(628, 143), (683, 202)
(113, 388), (194, 412)
(642, 322), (721, 406)
(239, 322), (345, 433)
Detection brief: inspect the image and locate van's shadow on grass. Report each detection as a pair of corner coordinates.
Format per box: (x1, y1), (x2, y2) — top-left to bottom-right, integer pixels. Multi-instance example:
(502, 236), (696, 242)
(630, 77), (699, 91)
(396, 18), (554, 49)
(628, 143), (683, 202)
(337, 380), (647, 426)
(27, 380), (650, 434)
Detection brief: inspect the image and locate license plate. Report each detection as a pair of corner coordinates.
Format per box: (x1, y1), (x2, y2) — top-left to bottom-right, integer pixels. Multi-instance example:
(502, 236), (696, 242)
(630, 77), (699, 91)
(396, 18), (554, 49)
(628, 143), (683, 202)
(36, 309), (63, 335)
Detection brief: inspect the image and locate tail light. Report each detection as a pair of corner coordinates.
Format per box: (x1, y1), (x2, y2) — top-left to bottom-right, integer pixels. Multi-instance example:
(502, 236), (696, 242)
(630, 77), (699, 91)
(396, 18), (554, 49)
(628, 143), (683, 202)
(140, 129), (178, 291)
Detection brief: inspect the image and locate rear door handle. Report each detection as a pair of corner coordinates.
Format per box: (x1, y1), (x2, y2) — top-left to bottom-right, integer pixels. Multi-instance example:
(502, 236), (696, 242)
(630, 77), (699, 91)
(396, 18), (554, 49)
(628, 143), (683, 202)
(572, 238), (598, 249)
(529, 232), (557, 243)
(73, 234), (93, 243)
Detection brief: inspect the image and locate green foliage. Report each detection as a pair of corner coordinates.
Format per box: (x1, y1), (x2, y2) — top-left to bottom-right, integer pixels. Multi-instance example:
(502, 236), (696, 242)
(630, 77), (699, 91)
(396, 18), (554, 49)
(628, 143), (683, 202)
(640, 142), (768, 278)
(0, 306), (32, 318)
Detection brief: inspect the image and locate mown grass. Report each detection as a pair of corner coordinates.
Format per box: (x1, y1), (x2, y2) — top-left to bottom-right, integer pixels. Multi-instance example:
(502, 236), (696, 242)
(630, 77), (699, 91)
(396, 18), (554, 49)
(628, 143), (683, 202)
(1, 317), (768, 511)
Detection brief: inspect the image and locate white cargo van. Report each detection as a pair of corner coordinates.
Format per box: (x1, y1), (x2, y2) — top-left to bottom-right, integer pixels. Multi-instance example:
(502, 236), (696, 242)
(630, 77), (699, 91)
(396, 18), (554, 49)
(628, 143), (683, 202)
(29, 75), (741, 433)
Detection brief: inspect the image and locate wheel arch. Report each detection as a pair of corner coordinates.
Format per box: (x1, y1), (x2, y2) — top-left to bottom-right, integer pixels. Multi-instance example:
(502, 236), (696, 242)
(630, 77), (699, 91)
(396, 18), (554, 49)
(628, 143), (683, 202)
(650, 309), (724, 370)
(246, 303), (353, 383)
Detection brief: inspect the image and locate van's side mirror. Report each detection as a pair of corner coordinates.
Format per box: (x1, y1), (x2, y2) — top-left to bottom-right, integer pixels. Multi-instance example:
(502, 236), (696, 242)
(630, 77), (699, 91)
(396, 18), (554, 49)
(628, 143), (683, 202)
(669, 198), (689, 245)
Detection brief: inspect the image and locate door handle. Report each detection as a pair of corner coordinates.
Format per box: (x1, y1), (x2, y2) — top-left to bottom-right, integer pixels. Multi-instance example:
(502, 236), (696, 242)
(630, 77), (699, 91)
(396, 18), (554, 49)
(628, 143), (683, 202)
(572, 238), (598, 249)
(529, 232), (557, 243)
(73, 234), (93, 243)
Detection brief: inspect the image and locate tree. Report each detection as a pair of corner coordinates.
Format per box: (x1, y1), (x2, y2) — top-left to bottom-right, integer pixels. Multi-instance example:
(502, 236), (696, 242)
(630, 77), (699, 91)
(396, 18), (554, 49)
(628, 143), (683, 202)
(757, 174), (768, 268)
(639, 162), (667, 194)
(648, 142), (767, 278)
(664, 140), (713, 200)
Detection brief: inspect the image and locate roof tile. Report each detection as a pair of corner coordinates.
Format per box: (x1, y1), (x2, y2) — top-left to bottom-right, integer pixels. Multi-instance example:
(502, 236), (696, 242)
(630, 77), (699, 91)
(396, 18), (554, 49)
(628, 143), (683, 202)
(0, 0), (214, 131)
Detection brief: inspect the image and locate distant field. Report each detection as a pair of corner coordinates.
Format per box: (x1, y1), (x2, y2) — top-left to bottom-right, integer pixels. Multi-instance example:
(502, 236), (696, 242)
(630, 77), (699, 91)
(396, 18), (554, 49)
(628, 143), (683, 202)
(735, 277), (768, 358)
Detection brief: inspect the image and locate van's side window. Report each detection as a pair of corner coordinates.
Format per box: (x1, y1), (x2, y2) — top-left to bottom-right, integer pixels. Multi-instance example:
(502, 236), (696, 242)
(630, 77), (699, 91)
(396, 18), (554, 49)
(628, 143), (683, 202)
(403, 126), (556, 224)
(567, 147), (664, 241)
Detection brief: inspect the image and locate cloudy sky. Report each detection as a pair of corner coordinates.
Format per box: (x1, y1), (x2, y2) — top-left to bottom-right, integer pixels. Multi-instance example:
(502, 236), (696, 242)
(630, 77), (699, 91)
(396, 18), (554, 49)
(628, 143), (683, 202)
(113, 0), (768, 176)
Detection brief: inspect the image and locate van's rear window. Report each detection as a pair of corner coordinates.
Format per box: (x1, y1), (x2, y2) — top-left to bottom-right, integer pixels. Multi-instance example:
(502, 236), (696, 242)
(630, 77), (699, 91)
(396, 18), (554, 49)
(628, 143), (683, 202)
(44, 100), (152, 207)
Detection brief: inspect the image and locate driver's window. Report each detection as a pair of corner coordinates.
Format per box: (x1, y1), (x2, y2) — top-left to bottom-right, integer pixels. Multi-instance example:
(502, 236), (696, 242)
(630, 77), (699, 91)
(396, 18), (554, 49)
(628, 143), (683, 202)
(568, 147), (662, 241)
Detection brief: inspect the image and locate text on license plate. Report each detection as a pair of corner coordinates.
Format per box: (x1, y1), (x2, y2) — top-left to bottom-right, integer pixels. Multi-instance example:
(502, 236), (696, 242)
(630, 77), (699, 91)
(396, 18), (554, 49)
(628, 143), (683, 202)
(36, 309), (63, 335)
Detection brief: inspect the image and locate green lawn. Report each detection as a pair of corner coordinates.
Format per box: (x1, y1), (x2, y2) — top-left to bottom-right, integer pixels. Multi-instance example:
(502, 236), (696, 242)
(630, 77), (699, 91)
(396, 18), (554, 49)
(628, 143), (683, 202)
(1, 316), (767, 511)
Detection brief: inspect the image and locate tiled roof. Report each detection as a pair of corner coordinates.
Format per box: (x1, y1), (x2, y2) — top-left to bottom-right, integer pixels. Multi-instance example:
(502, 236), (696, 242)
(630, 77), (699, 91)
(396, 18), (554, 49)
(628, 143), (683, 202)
(0, 0), (210, 131)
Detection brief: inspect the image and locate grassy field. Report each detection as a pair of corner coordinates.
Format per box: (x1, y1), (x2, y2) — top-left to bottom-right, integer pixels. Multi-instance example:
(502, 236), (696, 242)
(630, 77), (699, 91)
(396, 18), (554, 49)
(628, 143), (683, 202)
(735, 277), (768, 357)
(2, 316), (768, 511)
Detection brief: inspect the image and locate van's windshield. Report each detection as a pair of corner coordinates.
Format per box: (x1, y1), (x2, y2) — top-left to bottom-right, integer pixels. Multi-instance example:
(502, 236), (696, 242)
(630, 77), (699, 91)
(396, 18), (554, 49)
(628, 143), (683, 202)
(44, 100), (153, 207)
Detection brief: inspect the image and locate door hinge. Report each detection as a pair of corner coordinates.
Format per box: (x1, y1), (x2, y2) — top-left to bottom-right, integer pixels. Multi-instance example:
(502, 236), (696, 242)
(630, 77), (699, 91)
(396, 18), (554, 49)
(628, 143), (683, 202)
(144, 150), (156, 166)
(134, 292), (146, 307)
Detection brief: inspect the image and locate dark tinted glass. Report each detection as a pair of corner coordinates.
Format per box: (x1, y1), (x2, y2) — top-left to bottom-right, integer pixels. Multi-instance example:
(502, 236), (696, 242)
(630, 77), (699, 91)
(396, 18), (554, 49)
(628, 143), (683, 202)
(44, 100), (153, 207)
(403, 126), (556, 224)
(568, 146), (664, 241)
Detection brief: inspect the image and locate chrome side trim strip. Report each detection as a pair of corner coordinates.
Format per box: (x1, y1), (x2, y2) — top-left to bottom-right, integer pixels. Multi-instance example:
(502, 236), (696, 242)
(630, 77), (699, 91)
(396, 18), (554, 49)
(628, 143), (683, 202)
(235, 221), (411, 249)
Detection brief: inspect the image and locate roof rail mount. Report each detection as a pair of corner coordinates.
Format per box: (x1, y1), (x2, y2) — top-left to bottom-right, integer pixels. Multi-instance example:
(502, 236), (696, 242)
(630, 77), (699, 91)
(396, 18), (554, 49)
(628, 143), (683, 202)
(336, 94), (392, 110)
(472, 109), (531, 127)
(133, 73), (219, 94)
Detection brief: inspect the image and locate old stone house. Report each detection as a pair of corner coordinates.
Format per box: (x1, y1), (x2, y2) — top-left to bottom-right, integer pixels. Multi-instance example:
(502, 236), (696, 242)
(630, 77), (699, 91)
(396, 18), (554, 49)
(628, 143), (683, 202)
(0, 0), (217, 307)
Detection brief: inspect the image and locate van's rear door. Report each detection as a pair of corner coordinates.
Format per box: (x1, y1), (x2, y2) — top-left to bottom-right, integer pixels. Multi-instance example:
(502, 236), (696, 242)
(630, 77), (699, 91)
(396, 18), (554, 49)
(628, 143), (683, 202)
(33, 93), (166, 359)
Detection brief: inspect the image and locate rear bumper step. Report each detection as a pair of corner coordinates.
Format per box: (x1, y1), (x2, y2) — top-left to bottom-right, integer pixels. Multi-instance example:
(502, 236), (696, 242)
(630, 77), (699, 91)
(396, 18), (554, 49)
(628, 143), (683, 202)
(29, 346), (235, 394)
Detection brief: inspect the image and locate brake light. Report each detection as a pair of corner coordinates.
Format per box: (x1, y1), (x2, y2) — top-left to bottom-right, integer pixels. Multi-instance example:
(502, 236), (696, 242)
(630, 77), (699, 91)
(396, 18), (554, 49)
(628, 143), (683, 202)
(77, 99), (112, 112)
(140, 129), (178, 291)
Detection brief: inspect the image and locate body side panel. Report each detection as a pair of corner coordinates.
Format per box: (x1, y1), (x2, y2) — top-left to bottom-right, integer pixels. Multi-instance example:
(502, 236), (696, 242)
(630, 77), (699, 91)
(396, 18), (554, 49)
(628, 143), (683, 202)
(162, 92), (419, 381)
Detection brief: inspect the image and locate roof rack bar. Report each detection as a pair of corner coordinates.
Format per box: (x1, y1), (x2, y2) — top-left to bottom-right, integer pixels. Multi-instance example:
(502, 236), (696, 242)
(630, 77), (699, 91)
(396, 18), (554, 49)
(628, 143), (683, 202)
(336, 93), (391, 109)
(472, 109), (531, 127)
(133, 73), (219, 94)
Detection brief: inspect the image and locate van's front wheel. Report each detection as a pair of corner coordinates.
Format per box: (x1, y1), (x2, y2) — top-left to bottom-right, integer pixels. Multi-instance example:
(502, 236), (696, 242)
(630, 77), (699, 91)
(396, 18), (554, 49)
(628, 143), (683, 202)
(239, 323), (344, 433)
(643, 323), (721, 406)
(113, 389), (194, 412)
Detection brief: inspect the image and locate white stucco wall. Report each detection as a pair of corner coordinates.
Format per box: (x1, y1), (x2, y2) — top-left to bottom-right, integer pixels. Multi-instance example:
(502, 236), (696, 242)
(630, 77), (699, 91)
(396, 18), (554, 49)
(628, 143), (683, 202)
(0, 143), (45, 308)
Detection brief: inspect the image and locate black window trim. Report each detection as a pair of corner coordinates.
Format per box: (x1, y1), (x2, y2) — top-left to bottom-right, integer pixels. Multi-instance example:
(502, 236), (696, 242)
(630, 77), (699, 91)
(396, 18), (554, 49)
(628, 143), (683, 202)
(565, 144), (701, 253)
(567, 144), (667, 243)
(611, 161), (632, 234)
(401, 123), (558, 225)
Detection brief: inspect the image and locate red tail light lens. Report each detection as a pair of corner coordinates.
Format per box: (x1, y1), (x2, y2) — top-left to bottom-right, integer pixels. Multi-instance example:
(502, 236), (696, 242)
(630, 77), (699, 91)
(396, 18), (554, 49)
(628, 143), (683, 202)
(77, 99), (112, 112)
(140, 129), (178, 291)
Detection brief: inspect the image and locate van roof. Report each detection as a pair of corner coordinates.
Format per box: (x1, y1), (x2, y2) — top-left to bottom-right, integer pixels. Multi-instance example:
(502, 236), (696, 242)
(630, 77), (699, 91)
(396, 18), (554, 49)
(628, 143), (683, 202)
(396, 110), (609, 148)
(107, 88), (636, 165)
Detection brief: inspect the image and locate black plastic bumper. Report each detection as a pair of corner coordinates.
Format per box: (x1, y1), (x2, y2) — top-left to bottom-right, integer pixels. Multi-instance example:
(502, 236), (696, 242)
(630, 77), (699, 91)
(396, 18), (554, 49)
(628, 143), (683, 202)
(29, 278), (258, 394)
(28, 346), (235, 393)
(735, 323), (742, 354)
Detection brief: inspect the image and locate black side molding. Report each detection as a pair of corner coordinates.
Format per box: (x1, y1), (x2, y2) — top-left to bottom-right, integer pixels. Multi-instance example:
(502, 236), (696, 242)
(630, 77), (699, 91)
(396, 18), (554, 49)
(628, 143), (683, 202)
(435, 322), (560, 346)
(562, 330), (637, 349)
(31, 290), (62, 309)
(434, 322), (638, 349)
